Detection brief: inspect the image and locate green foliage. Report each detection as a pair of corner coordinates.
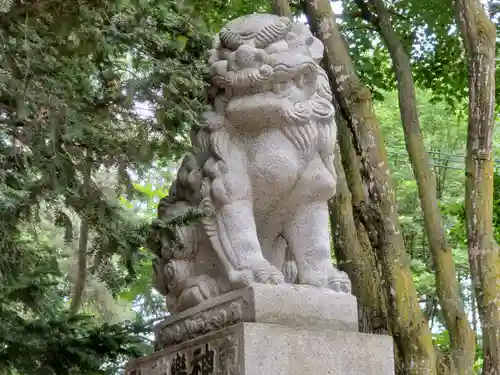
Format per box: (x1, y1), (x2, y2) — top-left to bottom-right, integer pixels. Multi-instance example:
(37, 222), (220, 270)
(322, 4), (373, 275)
(335, 2), (394, 100)
(186, 0), (271, 31)
(0, 0), (211, 373)
(376, 90), (468, 325)
(0, 0), (209, 283)
(433, 330), (451, 352)
(118, 172), (173, 317)
(0, 0), (497, 373)
(0, 311), (147, 375)
(0, 221), (152, 375)
(340, 0), (500, 106)
(377, 88), (500, 371)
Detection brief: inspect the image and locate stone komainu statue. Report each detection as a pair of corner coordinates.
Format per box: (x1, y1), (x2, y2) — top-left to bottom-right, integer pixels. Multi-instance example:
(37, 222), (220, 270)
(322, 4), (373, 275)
(149, 14), (351, 313)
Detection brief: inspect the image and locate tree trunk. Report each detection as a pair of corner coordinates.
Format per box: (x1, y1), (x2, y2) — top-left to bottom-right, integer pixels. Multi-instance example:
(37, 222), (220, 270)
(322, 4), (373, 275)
(455, 1), (500, 374)
(271, 0), (292, 18)
(303, 1), (437, 374)
(471, 286), (478, 335)
(330, 105), (389, 335)
(355, 1), (476, 373)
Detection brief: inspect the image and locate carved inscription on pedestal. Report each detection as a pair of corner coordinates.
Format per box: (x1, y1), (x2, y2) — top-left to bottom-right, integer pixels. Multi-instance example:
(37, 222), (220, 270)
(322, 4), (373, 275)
(155, 300), (244, 349)
(217, 335), (238, 375)
(126, 335), (239, 375)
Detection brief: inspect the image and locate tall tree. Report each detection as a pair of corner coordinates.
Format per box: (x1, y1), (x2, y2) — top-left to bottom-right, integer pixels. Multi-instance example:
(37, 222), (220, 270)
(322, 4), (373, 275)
(271, 0), (500, 373)
(455, 1), (500, 374)
(350, 0), (475, 372)
(271, 0), (292, 18)
(330, 109), (389, 334)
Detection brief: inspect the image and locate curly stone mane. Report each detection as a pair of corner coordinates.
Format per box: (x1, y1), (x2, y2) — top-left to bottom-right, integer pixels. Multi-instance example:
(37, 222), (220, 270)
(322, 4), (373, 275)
(201, 14), (336, 178)
(150, 14), (350, 314)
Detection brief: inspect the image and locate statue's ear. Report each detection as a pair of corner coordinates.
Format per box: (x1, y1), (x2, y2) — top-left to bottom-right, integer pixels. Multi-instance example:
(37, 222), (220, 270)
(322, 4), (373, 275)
(307, 36), (324, 61)
(291, 22), (324, 61)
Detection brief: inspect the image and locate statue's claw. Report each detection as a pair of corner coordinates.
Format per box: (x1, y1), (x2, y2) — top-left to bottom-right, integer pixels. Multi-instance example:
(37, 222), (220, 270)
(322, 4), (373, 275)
(267, 271), (285, 285)
(228, 269), (254, 288)
(327, 269), (351, 294)
(251, 259), (285, 284)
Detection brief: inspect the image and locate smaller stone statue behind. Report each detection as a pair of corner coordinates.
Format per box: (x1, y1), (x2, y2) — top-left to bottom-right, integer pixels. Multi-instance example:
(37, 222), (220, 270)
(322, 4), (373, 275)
(149, 13), (351, 313)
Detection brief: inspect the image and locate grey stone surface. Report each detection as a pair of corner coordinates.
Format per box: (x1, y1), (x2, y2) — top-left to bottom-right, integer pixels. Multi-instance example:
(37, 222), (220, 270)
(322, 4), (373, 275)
(126, 323), (394, 375)
(242, 324), (394, 375)
(148, 13), (351, 313)
(154, 284), (358, 348)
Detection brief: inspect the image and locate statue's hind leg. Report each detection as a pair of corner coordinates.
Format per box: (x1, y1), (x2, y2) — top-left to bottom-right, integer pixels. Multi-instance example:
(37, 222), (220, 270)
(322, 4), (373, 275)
(203, 157), (284, 285)
(283, 200), (351, 293)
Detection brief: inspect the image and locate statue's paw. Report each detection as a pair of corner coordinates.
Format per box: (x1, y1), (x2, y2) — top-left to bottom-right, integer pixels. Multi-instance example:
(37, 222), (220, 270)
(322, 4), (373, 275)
(251, 259), (285, 285)
(177, 286), (207, 311)
(176, 275), (221, 311)
(327, 269), (351, 294)
(228, 269), (254, 288)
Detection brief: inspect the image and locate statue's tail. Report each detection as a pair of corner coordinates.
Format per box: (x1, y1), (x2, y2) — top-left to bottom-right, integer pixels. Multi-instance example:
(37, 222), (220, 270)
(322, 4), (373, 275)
(282, 244), (298, 284)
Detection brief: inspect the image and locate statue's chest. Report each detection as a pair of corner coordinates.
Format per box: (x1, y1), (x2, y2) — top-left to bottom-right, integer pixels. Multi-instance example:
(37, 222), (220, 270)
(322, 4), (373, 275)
(238, 128), (335, 207)
(244, 129), (305, 191)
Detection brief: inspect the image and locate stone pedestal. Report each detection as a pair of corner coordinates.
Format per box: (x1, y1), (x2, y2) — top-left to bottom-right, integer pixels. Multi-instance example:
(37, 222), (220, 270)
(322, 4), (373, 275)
(125, 285), (394, 375)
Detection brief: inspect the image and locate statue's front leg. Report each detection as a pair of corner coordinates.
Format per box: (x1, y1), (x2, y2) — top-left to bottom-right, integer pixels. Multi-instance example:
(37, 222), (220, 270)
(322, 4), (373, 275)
(204, 157), (284, 285)
(283, 200), (351, 293)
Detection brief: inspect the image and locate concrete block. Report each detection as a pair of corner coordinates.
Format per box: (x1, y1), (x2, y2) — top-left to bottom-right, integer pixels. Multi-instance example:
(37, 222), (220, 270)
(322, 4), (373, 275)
(154, 284), (358, 349)
(127, 322), (394, 375)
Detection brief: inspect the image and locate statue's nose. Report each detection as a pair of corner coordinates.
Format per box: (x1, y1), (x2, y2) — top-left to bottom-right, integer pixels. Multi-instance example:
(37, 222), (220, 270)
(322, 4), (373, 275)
(232, 44), (265, 70)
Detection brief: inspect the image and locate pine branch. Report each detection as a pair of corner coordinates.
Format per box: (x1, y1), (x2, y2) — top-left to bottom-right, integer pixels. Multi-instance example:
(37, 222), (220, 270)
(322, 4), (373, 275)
(70, 153), (92, 315)
(353, 0), (380, 26)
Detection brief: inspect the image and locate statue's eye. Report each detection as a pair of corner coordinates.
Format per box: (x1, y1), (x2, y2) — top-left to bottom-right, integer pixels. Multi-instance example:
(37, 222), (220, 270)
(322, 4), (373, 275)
(273, 81), (291, 94)
(273, 70), (290, 83)
(299, 65), (316, 85)
(303, 71), (315, 85)
(286, 32), (298, 42)
(294, 75), (304, 89)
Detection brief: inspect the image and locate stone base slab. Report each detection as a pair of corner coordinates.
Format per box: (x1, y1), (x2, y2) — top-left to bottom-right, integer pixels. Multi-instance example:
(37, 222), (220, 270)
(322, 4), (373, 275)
(154, 284), (358, 349)
(127, 322), (394, 375)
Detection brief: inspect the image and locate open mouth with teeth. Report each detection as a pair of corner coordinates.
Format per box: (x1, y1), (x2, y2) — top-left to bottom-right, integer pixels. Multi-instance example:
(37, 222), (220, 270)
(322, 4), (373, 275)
(214, 61), (318, 99)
